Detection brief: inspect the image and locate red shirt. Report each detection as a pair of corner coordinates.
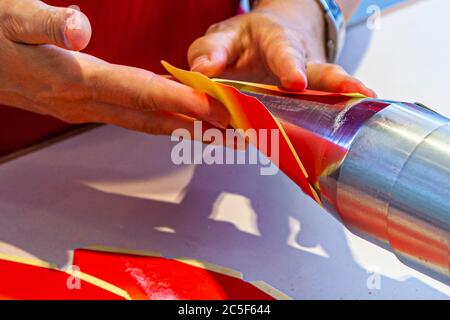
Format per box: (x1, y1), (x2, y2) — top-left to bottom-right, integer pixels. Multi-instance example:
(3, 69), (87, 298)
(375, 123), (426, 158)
(0, 0), (240, 156)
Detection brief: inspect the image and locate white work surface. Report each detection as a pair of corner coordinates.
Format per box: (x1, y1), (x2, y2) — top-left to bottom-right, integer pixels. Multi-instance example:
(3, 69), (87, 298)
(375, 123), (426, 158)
(0, 0), (449, 299)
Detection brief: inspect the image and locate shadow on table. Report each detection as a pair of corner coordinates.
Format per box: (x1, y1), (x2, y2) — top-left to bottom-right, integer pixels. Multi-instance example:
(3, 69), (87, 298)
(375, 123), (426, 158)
(0, 128), (447, 299)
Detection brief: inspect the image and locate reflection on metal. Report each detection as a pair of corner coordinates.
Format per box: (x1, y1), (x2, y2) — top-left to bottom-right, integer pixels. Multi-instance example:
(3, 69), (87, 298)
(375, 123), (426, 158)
(245, 90), (450, 284)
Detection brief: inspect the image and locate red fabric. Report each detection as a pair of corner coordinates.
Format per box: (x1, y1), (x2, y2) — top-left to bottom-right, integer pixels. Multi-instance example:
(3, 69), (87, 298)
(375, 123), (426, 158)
(0, 0), (240, 156)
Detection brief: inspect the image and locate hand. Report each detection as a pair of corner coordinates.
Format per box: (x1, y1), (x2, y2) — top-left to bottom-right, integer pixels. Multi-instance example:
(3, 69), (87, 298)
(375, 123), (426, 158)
(0, 0), (230, 136)
(188, 0), (375, 97)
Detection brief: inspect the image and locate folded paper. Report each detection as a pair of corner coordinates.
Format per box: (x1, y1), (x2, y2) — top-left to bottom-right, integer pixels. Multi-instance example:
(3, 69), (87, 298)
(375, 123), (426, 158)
(162, 61), (364, 204)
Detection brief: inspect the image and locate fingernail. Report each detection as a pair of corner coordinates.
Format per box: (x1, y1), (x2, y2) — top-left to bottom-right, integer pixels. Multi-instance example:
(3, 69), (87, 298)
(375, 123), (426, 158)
(210, 49), (226, 65)
(281, 78), (307, 91)
(204, 96), (230, 129)
(63, 9), (82, 49)
(296, 67), (308, 80)
(66, 9), (82, 31)
(280, 68), (308, 91)
(191, 55), (210, 71)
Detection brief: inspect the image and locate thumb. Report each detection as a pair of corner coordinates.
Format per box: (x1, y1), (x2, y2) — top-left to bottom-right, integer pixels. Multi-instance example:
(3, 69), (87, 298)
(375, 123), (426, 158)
(4, 1), (91, 51)
(188, 26), (240, 77)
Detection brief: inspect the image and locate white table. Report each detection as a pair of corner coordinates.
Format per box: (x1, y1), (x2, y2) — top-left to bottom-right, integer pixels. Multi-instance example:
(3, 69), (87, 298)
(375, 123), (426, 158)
(0, 0), (449, 299)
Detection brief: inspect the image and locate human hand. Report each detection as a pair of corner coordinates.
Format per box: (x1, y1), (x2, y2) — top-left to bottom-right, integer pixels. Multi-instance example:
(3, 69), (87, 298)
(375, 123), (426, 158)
(0, 0), (230, 136)
(188, 0), (375, 97)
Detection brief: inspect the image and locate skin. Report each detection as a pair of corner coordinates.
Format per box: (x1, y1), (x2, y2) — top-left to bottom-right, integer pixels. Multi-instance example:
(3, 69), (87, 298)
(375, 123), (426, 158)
(0, 0), (230, 137)
(189, 0), (376, 96)
(0, 0), (375, 139)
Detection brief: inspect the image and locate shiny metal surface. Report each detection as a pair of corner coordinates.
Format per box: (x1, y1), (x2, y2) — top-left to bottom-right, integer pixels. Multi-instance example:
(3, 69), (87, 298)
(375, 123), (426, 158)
(245, 90), (450, 284)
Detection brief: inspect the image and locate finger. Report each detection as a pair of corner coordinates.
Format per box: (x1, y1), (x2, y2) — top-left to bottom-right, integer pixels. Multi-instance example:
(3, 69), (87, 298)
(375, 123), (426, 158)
(3, 0), (91, 50)
(258, 28), (308, 91)
(307, 63), (377, 97)
(188, 23), (240, 77)
(108, 109), (232, 148)
(83, 100), (234, 147)
(85, 59), (230, 128)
